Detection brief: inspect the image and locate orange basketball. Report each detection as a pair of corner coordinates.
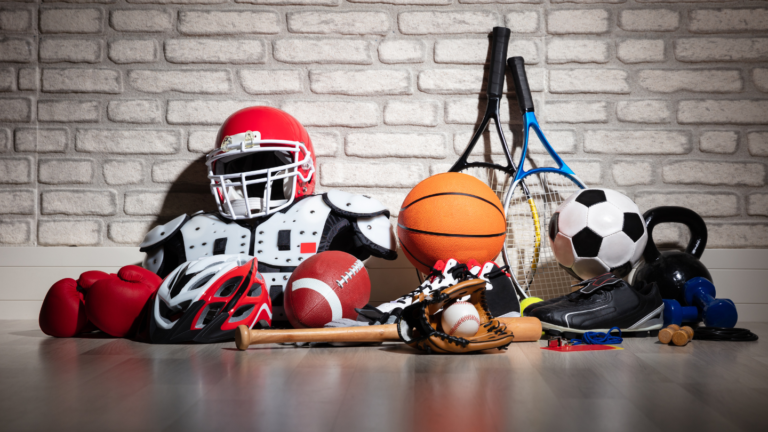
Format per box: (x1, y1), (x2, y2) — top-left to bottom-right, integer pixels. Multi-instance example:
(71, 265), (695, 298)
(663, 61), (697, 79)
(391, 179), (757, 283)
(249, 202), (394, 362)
(397, 172), (506, 274)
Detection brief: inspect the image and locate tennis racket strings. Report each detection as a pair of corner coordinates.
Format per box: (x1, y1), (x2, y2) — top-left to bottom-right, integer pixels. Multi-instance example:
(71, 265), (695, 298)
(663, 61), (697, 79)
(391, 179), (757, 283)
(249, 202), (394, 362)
(455, 144), (514, 204)
(505, 170), (581, 301)
(459, 166), (510, 202)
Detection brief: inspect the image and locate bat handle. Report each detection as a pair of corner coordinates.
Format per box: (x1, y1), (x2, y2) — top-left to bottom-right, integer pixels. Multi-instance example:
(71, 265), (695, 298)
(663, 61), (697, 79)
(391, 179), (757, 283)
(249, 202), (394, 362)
(235, 325), (251, 350)
(235, 324), (401, 350)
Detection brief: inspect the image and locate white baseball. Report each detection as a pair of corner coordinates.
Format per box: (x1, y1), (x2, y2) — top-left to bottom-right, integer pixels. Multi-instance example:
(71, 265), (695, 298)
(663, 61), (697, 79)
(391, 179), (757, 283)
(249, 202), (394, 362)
(441, 301), (481, 338)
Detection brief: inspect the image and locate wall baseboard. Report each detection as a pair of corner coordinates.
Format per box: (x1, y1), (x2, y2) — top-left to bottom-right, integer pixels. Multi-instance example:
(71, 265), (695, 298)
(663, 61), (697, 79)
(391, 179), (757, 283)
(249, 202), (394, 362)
(1, 247), (765, 322)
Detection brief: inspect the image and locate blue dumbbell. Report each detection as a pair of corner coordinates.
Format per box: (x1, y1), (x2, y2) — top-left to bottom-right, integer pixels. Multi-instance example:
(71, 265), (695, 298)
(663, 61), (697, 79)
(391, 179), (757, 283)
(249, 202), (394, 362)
(662, 299), (699, 327)
(684, 277), (738, 328)
(662, 278), (738, 328)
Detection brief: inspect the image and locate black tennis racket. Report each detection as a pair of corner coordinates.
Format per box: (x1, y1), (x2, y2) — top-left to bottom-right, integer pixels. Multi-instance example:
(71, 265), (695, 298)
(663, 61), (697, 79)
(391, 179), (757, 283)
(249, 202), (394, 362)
(503, 57), (587, 301)
(449, 27), (537, 299)
(449, 26), (524, 206)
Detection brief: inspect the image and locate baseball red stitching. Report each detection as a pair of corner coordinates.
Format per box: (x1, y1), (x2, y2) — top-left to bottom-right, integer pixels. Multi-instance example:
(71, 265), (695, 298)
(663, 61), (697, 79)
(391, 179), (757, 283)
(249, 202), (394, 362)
(448, 305), (481, 336)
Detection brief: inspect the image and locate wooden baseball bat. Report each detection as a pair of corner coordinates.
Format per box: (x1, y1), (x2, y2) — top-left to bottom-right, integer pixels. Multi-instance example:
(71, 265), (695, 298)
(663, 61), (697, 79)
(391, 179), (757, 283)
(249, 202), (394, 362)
(235, 317), (542, 350)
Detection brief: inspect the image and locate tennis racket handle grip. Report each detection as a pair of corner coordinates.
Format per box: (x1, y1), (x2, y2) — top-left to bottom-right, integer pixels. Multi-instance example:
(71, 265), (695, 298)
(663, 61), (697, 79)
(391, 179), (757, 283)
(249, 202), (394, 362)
(487, 26), (511, 99)
(509, 56), (534, 114)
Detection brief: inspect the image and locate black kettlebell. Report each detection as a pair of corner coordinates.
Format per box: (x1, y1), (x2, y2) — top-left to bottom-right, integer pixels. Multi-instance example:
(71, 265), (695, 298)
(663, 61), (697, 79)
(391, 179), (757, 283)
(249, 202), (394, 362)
(633, 206), (712, 305)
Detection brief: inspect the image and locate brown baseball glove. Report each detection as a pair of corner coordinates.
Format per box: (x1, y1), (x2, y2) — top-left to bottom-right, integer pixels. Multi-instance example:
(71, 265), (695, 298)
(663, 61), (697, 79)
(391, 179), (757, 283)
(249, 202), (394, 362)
(396, 278), (515, 354)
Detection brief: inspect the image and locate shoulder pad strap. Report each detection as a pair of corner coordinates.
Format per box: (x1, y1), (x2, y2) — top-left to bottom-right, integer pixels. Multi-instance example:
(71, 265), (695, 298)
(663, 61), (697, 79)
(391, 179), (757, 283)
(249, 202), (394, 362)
(323, 191), (390, 218)
(353, 214), (397, 260)
(139, 213), (188, 251)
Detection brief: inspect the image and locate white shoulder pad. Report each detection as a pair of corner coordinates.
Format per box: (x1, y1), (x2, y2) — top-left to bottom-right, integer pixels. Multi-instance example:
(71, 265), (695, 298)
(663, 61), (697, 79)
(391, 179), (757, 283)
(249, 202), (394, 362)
(139, 213), (188, 249)
(253, 195), (331, 268)
(180, 213), (252, 261)
(356, 214), (396, 252)
(323, 190), (390, 218)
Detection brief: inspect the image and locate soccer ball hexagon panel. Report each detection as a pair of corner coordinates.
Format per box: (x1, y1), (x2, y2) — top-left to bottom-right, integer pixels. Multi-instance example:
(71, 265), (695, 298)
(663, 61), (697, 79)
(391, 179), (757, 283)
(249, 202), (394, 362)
(549, 189), (648, 280)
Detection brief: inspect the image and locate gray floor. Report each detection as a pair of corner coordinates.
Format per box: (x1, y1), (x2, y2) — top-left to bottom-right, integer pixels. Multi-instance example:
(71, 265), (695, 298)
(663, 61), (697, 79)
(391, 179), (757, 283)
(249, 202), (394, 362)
(1, 320), (767, 432)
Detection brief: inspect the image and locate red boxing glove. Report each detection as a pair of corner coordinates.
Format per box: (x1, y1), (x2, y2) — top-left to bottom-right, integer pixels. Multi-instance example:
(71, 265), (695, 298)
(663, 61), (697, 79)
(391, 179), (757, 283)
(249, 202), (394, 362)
(39, 271), (110, 338)
(79, 270), (111, 291)
(86, 265), (162, 338)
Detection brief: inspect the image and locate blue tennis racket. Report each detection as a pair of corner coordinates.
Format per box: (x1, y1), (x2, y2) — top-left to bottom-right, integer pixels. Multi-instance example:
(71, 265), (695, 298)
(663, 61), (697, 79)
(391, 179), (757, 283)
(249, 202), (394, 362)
(503, 57), (586, 300)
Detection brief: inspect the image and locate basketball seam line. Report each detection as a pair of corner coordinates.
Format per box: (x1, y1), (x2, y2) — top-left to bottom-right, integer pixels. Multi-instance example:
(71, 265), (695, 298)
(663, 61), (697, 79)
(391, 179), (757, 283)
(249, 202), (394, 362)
(397, 224), (505, 238)
(400, 242), (432, 270)
(399, 192), (504, 217)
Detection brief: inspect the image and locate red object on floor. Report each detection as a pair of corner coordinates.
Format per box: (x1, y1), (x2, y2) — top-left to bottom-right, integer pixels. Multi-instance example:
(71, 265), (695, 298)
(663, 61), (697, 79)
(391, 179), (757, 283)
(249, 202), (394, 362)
(39, 271), (112, 338)
(541, 345), (623, 352)
(39, 279), (88, 338)
(285, 251), (370, 329)
(86, 265), (162, 338)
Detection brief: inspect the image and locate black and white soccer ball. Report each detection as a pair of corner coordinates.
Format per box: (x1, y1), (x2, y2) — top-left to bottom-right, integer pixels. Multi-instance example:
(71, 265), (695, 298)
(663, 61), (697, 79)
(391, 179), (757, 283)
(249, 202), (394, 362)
(549, 188), (647, 280)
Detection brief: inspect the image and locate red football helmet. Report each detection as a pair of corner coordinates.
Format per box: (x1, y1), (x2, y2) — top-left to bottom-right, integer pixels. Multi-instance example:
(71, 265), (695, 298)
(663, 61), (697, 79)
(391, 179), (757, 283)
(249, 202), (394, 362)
(206, 106), (316, 220)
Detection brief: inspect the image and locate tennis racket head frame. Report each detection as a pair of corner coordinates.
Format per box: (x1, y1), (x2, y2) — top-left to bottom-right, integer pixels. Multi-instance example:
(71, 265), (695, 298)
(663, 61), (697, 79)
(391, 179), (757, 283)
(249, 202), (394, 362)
(449, 26), (517, 176)
(502, 56), (587, 300)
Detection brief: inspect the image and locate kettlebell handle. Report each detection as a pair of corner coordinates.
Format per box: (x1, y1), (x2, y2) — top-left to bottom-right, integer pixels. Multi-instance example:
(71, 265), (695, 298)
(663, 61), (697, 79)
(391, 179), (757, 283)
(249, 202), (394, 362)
(643, 206), (708, 262)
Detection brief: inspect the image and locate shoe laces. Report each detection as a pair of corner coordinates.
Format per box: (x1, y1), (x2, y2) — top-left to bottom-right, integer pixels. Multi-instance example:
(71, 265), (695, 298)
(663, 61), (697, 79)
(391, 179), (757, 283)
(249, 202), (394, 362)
(484, 264), (510, 280)
(393, 259), (471, 305)
(392, 268), (444, 305)
(468, 261), (511, 292)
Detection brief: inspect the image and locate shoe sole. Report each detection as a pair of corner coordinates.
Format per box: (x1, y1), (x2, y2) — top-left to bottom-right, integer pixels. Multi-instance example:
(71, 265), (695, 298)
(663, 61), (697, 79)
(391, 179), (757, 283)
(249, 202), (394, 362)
(542, 322), (662, 339)
(540, 303), (664, 339)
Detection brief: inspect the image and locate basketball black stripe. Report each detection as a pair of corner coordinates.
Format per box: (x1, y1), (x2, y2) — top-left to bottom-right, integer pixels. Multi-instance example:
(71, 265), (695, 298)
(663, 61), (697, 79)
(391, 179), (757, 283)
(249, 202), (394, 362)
(397, 224), (505, 238)
(399, 242), (432, 270)
(399, 192), (503, 217)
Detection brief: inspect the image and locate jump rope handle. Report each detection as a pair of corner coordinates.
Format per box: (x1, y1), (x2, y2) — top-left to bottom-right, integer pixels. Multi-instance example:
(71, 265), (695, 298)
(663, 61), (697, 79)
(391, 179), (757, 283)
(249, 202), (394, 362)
(487, 27), (510, 99)
(509, 56), (534, 115)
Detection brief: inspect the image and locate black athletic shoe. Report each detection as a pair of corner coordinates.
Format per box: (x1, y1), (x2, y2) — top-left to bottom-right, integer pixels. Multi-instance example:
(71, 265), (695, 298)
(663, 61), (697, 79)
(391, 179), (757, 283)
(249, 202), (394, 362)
(522, 291), (580, 315)
(529, 274), (664, 337)
(468, 260), (521, 318)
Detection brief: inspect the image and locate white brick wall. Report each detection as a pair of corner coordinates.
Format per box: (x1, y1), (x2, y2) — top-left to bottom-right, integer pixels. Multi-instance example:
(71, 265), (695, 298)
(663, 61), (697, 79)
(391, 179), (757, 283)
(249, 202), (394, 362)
(165, 39), (267, 64)
(0, 1), (766, 250)
(108, 40), (158, 64)
(309, 70), (412, 96)
(40, 39), (102, 63)
(617, 39), (665, 64)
